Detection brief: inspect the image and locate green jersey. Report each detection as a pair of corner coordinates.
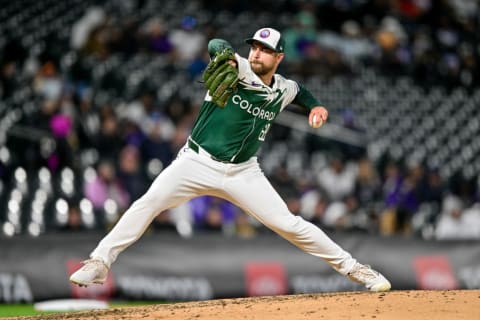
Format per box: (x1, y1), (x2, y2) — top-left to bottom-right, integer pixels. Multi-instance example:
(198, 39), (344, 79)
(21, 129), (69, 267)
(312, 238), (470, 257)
(191, 41), (320, 163)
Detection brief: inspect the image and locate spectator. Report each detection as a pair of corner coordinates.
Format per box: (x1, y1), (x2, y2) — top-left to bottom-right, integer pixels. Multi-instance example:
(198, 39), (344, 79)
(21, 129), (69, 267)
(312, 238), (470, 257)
(190, 196), (239, 235)
(140, 17), (174, 55)
(300, 189), (328, 225)
(381, 162), (422, 236)
(322, 195), (367, 231)
(435, 194), (480, 240)
(33, 60), (63, 101)
(117, 145), (148, 201)
(379, 161), (402, 235)
(282, 8), (318, 63)
(187, 48), (210, 79)
(317, 154), (358, 202)
(235, 211), (257, 238)
(95, 105), (122, 159)
(355, 157), (381, 207)
(128, 92), (177, 166)
(82, 24), (111, 60)
(0, 61), (19, 99)
(170, 16), (207, 64)
(71, 7), (106, 51)
(0, 38), (27, 99)
(48, 112), (76, 172)
(374, 16), (410, 75)
(74, 92), (101, 150)
(84, 159), (130, 210)
(418, 167), (445, 207)
(58, 200), (85, 232)
(316, 20), (375, 65)
(337, 109), (367, 159)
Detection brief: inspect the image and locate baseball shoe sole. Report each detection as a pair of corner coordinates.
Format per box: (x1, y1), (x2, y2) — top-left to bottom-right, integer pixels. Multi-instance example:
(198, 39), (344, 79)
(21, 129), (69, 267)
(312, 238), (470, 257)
(347, 263), (391, 292)
(69, 258), (109, 287)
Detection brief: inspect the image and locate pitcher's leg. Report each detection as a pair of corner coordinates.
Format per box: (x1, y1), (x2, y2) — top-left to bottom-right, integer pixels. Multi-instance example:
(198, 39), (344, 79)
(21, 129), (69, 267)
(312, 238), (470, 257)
(91, 155), (201, 267)
(223, 169), (357, 275)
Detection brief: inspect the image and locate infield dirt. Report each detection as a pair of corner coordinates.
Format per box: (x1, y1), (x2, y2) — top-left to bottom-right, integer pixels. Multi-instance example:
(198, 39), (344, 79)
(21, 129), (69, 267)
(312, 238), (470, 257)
(7, 289), (480, 320)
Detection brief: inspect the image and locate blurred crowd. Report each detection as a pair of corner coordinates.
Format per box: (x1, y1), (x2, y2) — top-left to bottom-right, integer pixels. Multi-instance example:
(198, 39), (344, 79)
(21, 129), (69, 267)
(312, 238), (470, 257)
(1, 0), (480, 240)
(280, 0), (479, 90)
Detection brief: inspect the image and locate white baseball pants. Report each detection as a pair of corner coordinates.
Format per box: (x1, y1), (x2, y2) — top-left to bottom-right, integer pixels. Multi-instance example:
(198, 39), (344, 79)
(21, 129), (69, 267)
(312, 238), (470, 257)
(91, 143), (357, 275)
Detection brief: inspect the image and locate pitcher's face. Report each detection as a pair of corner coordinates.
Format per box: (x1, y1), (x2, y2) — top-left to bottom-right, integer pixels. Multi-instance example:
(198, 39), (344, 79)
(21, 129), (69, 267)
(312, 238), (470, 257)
(248, 41), (283, 76)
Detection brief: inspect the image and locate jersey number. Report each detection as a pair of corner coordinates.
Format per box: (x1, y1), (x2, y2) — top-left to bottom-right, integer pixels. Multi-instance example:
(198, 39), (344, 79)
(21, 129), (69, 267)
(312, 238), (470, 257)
(258, 123), (271, 141)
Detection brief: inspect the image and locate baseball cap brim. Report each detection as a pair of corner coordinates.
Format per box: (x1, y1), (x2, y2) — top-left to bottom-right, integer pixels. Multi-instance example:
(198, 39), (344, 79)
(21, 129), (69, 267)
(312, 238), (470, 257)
(245, 38), (279, 52)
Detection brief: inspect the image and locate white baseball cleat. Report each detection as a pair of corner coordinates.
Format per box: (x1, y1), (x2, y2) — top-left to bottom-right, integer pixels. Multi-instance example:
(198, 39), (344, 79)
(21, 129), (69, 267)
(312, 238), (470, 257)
(69, 258), (109, 287)
(347, 263), (391, 292)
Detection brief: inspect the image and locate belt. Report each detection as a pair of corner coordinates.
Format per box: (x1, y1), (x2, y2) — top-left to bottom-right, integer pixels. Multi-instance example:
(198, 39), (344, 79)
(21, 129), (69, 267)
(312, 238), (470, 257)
(188, 138), (232, 163)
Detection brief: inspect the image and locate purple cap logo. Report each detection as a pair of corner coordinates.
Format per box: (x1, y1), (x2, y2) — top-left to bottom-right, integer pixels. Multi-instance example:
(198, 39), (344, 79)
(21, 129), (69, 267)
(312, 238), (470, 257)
(260, 29), (270, 38)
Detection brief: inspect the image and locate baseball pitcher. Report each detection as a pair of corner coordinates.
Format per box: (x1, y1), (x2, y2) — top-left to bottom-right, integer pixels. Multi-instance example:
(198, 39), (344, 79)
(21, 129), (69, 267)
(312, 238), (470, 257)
(70, 27), (391, 292)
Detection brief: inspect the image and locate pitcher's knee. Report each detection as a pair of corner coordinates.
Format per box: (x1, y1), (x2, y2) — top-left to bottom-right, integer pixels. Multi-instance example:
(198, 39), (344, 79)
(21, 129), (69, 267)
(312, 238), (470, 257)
(268, 214), (305, 235)
(130, 193), (168, 215)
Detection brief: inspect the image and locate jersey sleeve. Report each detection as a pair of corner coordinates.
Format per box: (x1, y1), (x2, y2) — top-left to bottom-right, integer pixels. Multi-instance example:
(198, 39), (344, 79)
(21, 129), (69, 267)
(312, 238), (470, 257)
(292, 83), (321, 110)
(234, 54), (250, 80)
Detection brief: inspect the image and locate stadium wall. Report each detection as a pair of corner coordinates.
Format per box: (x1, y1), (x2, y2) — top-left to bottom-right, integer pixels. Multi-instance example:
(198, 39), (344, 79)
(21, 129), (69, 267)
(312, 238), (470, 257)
(0, 232), (479, 303)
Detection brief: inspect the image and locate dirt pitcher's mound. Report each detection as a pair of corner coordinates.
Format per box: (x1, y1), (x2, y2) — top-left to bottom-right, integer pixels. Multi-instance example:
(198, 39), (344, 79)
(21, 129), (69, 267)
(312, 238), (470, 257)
(12, 290), (480, 320)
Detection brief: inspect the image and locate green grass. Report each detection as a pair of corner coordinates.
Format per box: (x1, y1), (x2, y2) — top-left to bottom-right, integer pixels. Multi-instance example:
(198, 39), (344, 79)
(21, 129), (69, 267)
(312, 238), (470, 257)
(0, 301), (164, 318)
(0, 304), (55, 318)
